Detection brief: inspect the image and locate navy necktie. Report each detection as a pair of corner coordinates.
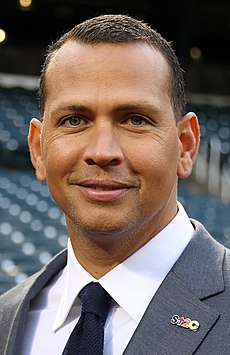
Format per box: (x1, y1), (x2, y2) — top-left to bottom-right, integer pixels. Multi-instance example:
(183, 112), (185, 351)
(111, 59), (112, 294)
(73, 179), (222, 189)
(62, 282), (112, 355)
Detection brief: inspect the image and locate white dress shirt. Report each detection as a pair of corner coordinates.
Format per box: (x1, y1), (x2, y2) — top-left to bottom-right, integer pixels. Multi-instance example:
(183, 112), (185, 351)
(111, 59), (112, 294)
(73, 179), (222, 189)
(21, 202), (194, 355)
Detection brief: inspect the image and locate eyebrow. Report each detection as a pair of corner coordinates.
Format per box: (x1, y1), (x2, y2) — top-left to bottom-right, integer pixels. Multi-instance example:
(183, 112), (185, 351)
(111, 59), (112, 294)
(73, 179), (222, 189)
(51, 105), (91, 116)
(113, 102), (160, 114)
(50, 101), (160, 116)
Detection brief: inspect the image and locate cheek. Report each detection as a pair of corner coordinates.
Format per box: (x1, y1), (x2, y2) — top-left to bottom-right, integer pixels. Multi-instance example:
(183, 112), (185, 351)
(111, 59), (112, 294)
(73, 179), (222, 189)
(128, 138), (179, 177)
(128, 140), (180, 204)
(42, 136), (83, 176)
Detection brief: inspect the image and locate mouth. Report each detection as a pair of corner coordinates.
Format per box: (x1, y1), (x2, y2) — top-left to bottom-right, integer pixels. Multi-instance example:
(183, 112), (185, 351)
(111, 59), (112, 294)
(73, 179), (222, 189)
(74, 179), (137, 202)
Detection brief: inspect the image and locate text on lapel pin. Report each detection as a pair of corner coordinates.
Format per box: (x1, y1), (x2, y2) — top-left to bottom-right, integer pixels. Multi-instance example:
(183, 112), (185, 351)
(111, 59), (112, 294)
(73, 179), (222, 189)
(170, 315), (200, 331)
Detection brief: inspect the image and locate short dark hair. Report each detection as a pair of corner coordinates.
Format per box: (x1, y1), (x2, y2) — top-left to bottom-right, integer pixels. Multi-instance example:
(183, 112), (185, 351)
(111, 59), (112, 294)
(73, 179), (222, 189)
(39, 14), (186, 121)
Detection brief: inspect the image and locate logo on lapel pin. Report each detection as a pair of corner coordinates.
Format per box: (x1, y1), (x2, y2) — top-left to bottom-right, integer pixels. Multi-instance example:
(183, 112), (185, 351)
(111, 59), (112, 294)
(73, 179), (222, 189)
(170, 315), (200, 332)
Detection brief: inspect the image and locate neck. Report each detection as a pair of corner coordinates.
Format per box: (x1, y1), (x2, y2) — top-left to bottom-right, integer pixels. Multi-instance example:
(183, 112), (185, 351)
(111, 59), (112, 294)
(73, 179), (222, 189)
(69, 231), (141, 278)
(67, 224), (158, 278)
(66, 203), (178, 278)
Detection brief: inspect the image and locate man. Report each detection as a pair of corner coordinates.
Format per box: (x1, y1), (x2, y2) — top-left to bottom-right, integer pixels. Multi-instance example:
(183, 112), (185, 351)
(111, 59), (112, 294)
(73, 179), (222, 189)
(0, 14), (230, 355)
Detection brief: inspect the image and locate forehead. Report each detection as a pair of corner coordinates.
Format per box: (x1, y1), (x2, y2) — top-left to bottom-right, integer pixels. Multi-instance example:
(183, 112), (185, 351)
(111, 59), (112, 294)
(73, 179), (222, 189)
(44, 41), (171, 111)
(47, 40), (170, 82)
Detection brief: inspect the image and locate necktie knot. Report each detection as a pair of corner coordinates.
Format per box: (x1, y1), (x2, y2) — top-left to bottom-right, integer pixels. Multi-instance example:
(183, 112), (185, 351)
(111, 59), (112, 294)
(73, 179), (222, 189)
(79, 282), (111, 324)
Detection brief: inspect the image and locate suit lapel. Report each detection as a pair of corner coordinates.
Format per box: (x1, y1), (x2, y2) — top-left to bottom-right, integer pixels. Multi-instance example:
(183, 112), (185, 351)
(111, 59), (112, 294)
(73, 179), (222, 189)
(124, 220), (225, 354)
(3, 249), (67, 355)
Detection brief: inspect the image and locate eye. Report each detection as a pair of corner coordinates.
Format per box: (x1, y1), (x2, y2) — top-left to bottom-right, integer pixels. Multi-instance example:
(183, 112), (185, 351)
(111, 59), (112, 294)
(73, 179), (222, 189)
(62, 115), (86, 127)
(127, 115), (149, 126)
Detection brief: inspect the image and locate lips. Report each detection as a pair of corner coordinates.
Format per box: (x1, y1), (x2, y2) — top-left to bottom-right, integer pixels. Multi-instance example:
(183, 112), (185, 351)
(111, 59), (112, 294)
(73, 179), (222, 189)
(74, 179), (136, 202)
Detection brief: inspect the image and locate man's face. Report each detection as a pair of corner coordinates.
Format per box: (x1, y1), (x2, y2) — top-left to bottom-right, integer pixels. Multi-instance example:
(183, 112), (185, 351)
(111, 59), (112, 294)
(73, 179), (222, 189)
(30, 41), (197, 247)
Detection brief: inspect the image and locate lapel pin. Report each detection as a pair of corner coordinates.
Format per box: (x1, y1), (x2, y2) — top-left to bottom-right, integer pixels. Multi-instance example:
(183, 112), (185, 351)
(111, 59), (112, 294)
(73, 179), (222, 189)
(170, 314), (200, 331)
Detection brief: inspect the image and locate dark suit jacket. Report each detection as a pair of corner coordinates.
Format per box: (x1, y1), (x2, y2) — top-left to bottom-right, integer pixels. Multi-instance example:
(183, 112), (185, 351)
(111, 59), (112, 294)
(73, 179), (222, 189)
(1, 220), (230, 354)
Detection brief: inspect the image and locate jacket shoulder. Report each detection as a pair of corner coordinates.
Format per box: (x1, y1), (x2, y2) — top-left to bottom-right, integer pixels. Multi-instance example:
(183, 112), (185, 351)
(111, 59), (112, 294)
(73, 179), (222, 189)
(0, 249), (67, 355)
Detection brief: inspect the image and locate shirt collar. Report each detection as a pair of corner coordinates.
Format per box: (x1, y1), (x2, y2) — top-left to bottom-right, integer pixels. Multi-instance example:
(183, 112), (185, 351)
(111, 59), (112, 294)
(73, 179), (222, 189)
(53, 202), (194, 331)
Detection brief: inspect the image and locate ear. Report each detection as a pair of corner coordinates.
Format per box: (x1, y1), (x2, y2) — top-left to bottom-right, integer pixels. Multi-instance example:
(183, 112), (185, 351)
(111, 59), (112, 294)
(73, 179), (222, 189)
(177, 112), (200, 179)
(28, 118), (46, 182)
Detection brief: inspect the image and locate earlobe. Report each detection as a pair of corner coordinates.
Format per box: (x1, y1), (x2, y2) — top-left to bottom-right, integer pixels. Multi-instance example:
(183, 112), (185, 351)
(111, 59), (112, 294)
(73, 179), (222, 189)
(28, 118), (46, 182)
(177, 112), (200, 179)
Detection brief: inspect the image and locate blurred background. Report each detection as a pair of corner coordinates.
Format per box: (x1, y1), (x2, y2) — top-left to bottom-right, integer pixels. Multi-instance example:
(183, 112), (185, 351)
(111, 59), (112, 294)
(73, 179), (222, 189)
(0, 0), (230, 293)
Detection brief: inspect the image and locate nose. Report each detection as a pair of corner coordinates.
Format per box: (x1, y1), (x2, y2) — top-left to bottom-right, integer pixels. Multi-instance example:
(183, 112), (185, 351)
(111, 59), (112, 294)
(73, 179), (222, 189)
(83, 123), (124, 166)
